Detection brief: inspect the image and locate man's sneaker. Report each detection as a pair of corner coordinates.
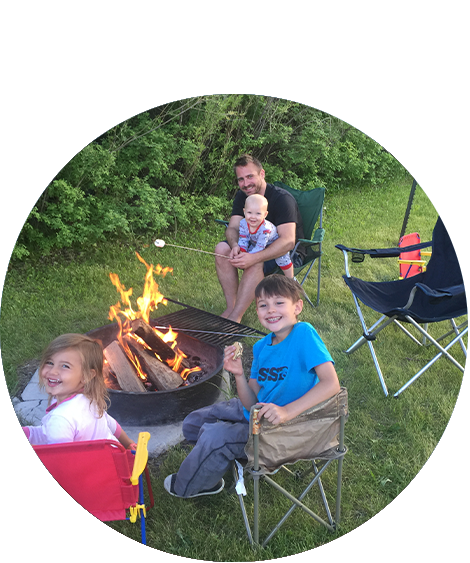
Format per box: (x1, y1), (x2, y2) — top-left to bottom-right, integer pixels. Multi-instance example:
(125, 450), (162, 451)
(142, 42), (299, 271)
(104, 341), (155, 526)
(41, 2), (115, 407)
(164, 474), (225, 498)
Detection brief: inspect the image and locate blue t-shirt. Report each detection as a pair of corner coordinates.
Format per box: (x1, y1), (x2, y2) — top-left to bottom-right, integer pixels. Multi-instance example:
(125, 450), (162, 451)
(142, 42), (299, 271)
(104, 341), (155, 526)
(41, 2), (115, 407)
(244, 322), (334, 420)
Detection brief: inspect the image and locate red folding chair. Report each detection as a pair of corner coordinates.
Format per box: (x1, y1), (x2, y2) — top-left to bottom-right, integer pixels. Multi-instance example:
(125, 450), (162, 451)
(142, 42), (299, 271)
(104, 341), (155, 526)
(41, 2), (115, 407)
(398, 232), (427, 279)
(33, 432), (154, 544)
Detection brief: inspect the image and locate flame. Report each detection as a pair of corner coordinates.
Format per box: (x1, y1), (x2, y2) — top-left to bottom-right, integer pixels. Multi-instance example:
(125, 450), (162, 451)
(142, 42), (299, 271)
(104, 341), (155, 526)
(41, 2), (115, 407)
(107, 252), (200, 384)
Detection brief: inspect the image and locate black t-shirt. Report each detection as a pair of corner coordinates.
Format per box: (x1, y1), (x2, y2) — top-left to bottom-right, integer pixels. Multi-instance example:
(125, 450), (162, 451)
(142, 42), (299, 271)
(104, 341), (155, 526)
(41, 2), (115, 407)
(232, 183), (306, 258)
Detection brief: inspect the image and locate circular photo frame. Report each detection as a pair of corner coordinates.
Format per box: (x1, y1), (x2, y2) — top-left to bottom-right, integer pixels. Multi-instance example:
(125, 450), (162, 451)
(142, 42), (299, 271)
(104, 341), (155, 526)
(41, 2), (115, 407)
(0, 95), (466, 561)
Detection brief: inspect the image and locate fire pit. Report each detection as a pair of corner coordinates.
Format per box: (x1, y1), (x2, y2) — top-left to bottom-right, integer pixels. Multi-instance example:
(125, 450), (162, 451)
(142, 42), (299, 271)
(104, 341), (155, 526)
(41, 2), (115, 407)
(86, 318), (225, 425)
(85, 253), (265, 426)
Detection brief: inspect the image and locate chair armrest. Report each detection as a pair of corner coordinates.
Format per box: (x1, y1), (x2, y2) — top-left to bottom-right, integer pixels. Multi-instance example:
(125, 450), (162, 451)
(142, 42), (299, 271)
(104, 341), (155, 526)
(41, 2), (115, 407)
(130, 432), (150, 485)
(415, 282), (465, 303)
(215, 219), (229, 228)
(296, 229), (325, 249)
(398, 259), (427, 265)
(335, 240), (432, 259)
(311, 228), (325, 243)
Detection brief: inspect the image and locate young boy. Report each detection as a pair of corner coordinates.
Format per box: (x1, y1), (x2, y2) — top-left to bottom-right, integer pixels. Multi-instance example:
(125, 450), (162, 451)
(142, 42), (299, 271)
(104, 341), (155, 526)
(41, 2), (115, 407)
(237, 194), (294, 278)
(164, 275), (340, 498)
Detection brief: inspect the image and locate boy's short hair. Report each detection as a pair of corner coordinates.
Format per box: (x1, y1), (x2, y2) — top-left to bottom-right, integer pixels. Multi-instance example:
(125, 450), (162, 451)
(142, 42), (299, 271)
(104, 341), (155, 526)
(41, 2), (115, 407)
(255, 274), (305, 302)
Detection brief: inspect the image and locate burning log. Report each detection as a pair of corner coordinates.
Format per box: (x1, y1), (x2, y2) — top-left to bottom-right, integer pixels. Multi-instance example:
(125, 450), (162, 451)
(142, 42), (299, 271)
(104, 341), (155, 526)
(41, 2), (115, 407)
(104, 341), (147, 393)
(124, 335), (184, 391)
(131, 318), (191, 370)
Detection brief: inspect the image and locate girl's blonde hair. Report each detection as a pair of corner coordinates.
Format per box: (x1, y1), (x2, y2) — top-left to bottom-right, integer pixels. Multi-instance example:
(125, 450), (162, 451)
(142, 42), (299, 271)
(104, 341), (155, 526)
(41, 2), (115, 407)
(39, 333), (109, 417)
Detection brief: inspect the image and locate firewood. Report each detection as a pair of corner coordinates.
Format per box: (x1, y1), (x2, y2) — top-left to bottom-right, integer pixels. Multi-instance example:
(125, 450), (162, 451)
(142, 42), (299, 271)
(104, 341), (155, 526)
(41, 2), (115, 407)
(103, 340), (146, 393)
(125, 335), (183, 391)
(131, 318), (191, 370)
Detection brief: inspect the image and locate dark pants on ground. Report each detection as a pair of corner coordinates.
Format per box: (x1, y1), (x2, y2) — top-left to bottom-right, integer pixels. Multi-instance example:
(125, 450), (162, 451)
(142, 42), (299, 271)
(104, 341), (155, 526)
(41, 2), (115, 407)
(173, 398), (249, 498)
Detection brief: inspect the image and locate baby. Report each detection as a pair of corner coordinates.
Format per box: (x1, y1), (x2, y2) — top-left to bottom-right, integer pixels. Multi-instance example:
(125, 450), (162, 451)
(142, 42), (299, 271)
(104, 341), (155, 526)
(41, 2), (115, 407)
(237, 194), (293, 277)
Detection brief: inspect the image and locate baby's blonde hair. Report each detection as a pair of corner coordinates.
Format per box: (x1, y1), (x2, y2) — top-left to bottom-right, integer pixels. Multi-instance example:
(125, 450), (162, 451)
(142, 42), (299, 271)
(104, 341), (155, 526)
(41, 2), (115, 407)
(245, 194), (268, 212)
(39, 333), (109, 417)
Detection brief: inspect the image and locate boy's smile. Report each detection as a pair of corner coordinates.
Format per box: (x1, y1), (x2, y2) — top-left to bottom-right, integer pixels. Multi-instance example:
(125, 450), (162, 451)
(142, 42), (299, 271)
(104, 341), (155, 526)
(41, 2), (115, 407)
(256, 293), (303, 344)
(41, 348), (85, 404)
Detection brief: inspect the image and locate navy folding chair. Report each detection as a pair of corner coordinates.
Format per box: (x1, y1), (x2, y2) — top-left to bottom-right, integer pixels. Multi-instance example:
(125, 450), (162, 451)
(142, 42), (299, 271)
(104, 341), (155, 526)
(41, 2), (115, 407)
(336, 217), (467, 396)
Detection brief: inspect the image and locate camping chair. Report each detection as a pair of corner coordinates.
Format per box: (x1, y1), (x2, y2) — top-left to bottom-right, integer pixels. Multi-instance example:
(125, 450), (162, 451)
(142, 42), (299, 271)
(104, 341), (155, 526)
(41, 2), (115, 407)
(216, 182), (325, 307)
(33, 432), (155, 545)
(398, 232), (426, 279)
(272, 182), (325, 307)
(233, 388), (348, 547)
(336, 217), (467, 397)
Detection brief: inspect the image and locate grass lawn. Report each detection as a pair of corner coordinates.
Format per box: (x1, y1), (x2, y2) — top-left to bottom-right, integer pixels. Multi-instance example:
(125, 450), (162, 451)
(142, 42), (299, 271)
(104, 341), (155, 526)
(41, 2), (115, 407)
(0, 177), (467, 559)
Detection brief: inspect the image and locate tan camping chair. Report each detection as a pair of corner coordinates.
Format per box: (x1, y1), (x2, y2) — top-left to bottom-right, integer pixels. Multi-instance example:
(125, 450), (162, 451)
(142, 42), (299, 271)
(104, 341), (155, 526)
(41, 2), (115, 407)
(233, 387), (348, 547)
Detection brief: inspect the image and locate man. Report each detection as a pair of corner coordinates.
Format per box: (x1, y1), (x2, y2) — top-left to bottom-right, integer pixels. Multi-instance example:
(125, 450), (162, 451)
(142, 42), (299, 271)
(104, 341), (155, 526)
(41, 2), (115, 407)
(215, 154), (305, 323)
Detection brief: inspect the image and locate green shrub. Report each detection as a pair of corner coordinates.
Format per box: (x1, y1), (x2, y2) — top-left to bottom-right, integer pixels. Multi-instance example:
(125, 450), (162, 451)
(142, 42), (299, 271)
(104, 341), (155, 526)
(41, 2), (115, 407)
(11, 95), (408, 261)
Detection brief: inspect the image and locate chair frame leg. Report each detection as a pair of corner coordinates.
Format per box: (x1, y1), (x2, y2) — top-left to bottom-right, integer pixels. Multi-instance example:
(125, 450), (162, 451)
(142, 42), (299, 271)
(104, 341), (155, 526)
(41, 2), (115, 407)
(238, 414), (347, 548)
(393, 323), (468, 397)
(312, 461), (334, 526)
(392, 319), (428, 346)
(262, 461), (336, 547)
(345, 296), (391, 396)
(232, 463), (254, 545)
(139, 474), (147, 545)
(404, 316), (467, 371)
(345, 292), (467, 396)
(449, 319), (467, 356)
(296, 255), (321, 308)
(335, 415), (346, 526)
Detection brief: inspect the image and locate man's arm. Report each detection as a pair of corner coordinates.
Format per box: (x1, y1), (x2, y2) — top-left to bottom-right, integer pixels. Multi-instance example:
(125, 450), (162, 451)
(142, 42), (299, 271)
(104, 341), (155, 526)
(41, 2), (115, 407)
(257, 361), (340, 425)
(230, 222), (296, 269)
(224, 215), (244, 259)
(225, 215), (243, 247)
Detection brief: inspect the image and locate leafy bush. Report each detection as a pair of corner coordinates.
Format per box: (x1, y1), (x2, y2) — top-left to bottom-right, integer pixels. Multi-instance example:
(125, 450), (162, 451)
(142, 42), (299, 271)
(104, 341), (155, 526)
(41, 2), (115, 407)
(12, 95), (408, 261)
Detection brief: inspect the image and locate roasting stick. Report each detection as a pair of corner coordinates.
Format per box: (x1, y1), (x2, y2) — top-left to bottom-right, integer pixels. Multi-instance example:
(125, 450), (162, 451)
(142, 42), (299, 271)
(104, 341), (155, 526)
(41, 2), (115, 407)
(151, 326), (264, 339)
(154, 239), (229, 259)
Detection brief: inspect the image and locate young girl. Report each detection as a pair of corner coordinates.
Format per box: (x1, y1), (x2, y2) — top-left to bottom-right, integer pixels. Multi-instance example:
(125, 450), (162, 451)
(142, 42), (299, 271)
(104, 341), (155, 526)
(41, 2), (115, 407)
(22, 333), (137, 448)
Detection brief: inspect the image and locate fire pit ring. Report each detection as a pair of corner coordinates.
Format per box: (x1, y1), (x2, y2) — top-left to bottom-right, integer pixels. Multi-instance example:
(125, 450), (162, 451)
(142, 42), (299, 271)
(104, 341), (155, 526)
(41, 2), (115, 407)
(86, 319), (225, 426)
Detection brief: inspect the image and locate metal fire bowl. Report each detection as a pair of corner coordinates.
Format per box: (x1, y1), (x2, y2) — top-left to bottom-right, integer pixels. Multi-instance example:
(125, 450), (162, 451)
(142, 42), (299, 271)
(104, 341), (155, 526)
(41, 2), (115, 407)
(86, 319), (224, 426)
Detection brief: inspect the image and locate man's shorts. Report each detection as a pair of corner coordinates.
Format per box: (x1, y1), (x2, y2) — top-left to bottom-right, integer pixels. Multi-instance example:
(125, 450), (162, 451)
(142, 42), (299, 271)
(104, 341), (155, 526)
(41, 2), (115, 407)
(263, 250), (303, 275)
(222, 241), (303, 275)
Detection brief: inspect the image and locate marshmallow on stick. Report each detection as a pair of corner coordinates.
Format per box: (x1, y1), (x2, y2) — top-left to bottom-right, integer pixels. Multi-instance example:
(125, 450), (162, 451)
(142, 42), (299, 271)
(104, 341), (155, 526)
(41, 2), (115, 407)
(154, 239), (229, 259)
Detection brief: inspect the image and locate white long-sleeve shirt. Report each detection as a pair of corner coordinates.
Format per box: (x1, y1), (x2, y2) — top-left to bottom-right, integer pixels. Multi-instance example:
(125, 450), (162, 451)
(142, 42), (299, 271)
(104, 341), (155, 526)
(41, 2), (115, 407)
(23, 393), (121, 445)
